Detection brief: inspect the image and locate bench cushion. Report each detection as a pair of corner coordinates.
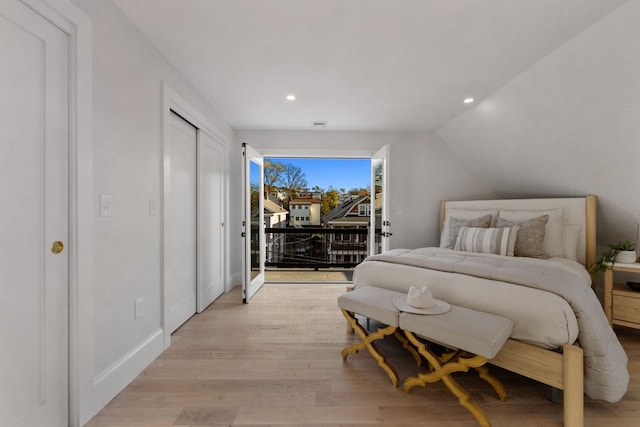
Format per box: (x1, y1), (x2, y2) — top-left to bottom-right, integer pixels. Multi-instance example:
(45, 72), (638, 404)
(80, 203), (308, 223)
(338, 287), (404, 327)
(399, 307), (513, 359)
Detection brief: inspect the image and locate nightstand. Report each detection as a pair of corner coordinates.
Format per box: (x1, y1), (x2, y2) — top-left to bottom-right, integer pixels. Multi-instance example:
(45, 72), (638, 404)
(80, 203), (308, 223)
(603, 262), (640, 328)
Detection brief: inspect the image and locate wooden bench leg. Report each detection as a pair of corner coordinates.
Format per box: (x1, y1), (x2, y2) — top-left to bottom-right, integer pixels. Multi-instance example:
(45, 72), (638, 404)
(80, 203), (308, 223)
(403, 330), (493, 427)
(474, 365), (508, 402)
(393, 329), (422, 367)
(345, 286), (354, 333)
(340, 309), (400, 387)
(432, 350), (506, 401)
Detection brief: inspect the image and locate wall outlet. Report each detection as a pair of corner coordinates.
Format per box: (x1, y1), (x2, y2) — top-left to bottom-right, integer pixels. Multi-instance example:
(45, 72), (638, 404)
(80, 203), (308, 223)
(134, 298), (143, 319)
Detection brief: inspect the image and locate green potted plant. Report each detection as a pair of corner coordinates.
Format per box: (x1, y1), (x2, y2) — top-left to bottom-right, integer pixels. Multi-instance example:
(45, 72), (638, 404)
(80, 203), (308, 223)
(590, 239), (637, 276)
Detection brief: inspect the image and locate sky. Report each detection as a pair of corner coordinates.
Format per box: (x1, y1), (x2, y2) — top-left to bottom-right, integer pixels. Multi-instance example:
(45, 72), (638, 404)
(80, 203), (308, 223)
(267, 157), (371, 191)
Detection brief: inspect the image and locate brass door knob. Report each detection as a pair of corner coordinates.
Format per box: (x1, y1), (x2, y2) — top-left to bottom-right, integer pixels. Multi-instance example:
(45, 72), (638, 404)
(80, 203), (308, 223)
(51, 241), (64, 254)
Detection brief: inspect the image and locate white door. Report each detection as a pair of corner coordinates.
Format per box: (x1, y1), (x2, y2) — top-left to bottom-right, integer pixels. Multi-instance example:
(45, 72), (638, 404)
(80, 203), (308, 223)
(371, 145), (390, 255)
(197, 131), (225, 310)
(165, 111), (197, 333)
(242, 144), (265, 302)
(0, 1), (69, 425)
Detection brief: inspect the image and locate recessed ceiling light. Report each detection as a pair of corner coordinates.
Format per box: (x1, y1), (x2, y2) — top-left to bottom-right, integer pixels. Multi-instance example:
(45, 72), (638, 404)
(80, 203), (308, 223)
(463, 97), (475, 104)
(286, 94), (296, 101)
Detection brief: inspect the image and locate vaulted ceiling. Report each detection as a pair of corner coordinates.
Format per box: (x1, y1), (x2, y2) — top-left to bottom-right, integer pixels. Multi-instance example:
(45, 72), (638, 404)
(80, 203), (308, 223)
(113, 0), (625, 132)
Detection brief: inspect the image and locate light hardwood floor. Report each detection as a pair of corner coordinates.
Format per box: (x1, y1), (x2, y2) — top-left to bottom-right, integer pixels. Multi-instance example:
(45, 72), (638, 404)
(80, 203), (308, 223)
(86, 284), (640, 427)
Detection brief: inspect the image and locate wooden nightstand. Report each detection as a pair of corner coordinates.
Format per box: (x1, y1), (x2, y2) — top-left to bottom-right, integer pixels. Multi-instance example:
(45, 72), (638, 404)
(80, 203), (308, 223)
(603, 262), (640, 328)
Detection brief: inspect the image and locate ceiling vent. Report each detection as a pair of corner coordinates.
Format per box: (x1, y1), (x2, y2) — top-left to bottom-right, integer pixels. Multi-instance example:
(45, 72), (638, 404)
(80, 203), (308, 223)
(311, 121), (328, 128)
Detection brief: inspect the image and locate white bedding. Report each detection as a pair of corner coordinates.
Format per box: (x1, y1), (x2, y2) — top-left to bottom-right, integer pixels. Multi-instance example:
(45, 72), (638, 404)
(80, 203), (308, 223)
(353, 247), (629, 402)
(354, 248), (582, 349)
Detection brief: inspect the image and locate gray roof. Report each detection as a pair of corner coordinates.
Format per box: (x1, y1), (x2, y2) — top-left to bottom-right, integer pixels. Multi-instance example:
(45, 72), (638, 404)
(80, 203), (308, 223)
(322, 195), (369, 222)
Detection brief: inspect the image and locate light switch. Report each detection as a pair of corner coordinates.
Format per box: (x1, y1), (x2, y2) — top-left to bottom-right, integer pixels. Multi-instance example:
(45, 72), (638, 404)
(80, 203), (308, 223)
(100, 194), (112, 217)
(149, 198), (158, 216)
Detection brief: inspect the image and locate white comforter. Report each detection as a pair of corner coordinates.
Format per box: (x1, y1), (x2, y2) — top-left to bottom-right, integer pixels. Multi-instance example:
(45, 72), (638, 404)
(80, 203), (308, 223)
(353, 247), (628, 402)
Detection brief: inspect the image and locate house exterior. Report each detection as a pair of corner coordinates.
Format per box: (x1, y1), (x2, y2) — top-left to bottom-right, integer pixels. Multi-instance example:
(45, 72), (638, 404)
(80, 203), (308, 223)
(263, 199), (288, 263)
(288, 195), (322, 226)
(323, 195), (381, 264)
(263, 198), (288, 228)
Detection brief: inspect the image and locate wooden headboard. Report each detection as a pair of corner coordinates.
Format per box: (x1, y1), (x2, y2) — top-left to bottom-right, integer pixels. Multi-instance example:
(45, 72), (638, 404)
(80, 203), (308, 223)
(439, 195), (596, 268)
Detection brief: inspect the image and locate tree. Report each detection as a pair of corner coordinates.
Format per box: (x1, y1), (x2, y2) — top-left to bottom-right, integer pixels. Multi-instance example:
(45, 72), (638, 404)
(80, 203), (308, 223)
(280, 163), (307, 202)
(374, 162), (383, 194)
(264, 160), (284, 195)
(322, 189), (340, 215)
(349, 187), (370, 197)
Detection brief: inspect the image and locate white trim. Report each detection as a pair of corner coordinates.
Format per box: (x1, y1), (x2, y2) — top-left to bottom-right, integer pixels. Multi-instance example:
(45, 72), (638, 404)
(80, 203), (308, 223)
(91, 329), (164, 415)
(262, 147), (376, 158)
(162, 83), (229, 348)
(20, 1), (93, 425)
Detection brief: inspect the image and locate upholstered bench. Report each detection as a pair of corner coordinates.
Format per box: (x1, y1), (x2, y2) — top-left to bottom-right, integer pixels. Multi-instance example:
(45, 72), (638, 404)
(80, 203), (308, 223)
(339, 286), (514, 427)
(400, 307), (513, 427)
(337, 286), (421, 386)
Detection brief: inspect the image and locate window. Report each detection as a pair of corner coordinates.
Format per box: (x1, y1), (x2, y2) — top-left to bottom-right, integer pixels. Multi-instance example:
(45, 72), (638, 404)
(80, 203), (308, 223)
(359, 204), (370, 216)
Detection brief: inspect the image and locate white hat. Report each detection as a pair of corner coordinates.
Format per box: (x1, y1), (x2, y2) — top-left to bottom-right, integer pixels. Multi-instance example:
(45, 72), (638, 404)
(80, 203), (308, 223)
(393, 286), (450, 315)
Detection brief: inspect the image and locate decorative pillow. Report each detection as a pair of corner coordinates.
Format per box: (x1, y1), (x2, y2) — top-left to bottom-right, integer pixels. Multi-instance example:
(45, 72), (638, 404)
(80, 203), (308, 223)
(498, 209), (563, 258)
(454, 226), (519, 256)
(495, 215), (549, 258)
(562, 224), (581, 261)
(442, 214), (493, 249)
(439, 209), (498, 248)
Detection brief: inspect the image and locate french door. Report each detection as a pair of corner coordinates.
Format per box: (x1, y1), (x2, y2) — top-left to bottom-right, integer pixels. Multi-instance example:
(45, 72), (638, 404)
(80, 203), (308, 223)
(371, 145), (390, 255)
(242, 144), (265, 302)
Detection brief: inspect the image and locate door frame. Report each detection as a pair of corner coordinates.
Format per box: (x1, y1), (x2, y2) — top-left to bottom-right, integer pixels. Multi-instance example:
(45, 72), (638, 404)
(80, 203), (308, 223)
(162, 83), (229, 347)
(251, 146), (390, 281)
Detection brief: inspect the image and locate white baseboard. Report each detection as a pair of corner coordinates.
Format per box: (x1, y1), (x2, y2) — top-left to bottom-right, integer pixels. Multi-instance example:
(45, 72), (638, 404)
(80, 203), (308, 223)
(90, 328), (164, 417)
(228, 272), (242, 291)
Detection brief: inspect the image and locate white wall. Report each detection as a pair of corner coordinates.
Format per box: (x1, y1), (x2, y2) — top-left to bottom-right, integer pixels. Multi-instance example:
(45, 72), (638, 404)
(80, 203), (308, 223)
(232, 130), (494, 283)
(437, 1), (640, 248)
(70, 0), (233, 422)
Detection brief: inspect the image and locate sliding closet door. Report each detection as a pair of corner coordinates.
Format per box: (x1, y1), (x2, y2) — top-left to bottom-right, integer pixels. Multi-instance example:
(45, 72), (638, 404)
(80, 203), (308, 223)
(197, 130), (225, 310)
(165, 111), (197, 333)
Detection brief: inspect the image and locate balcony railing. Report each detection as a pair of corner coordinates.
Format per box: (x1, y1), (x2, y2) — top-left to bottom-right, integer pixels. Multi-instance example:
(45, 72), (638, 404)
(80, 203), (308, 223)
(262, 227), (381, 269)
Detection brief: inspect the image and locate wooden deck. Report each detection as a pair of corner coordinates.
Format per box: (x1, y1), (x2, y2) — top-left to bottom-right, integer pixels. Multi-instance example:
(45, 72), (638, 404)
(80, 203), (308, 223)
(265, 268), (353, 282)
(86, 283), (640, 426)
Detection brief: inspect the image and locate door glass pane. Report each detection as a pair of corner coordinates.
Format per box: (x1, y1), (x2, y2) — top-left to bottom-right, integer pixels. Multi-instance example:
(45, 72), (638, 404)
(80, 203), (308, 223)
(250, 159), (261, 280)
(374, 161), (383, 255)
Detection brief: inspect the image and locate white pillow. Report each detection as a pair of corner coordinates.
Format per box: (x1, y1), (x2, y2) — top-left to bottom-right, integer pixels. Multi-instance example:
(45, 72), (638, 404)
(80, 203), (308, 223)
(498, 209), (563, 258)
(454, 226), (519, 256)
(562, 224), (581, 261)
(440, 208), (498, 248)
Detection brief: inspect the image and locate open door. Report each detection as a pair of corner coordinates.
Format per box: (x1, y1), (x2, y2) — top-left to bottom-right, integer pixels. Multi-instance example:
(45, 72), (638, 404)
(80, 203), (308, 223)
(242, 143), (265, 302)
(371, 145), (390, 255)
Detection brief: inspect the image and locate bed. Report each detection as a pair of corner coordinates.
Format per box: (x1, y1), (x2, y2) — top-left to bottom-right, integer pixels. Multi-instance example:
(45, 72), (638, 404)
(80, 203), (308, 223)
(352, 195), (628, 427)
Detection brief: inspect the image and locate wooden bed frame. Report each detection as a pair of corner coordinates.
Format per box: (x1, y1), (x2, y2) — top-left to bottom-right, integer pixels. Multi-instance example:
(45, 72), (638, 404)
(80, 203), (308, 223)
(439, 195), (597, 427)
